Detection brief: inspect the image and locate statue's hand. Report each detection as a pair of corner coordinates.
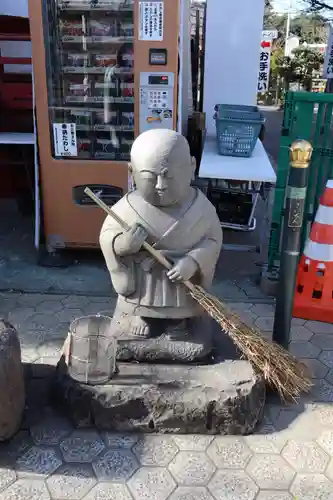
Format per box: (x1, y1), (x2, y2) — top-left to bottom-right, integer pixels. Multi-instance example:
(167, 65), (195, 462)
(114, 224), (148, 256)
(167, 256), (198, 282)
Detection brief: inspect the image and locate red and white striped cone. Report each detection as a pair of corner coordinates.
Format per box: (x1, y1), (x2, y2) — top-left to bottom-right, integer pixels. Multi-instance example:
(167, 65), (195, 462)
(293, 179), (333, 323)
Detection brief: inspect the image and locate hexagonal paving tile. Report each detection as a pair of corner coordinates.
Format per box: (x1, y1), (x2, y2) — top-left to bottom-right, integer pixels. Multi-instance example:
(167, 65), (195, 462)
(56, 308), (85, 324)
(244, 424), (287, 454)
(0, 479), (50, 500)
(319, 351), (333, 369)
(0, 297), (19, 316)
(292, 318), (306, 326)
(102, 433), (139, 449)
(168, 452), (215, 486)
(207, 437), (252, 469)
(300, 358), (329, 379)
(290, 473), (333, 500)
(0, 469), (16, 492)
(37, 339), (64, 358)
(311, 334), (333, 351)
(228, 302), (253, 313)
(281, 439), (329, 473)
(290, 325), (313, 342)
(0, 430), (32, 461)
(31, 416), (73, 446)
(289, 341), (321, 359)
(246, 454), (295, 490)
(312, 379), (333, 403)
(19, 329), (46, 348)
(8, 307), (36, 326)
(46, 463), (96, 499)
(256, 493), (292, 500)
(235, 310), (258, 325)
(172, 436), (214, 452)
(326, 369), (333, 386)
(169, 486), (214, 500)
(16, 446), (62, 477)
(133, 436), (178, 466)
(21, 347), (39, 363)
(26, 313), (59, 330)
(35, 300), (64, 313)
(60, 430), (105, 463)
(254, 317), (274, 332)
(305, 321), (333, 335)
(84, 483), (133, 500)
(317, 430), (333, 456)
(326, 457), (333, 481)
(85, 302), (116, 315)
(311, 404), (333, 427)
(208, 470), (258, 500)
(61, 296), (90, 309)
(93, 450), (139, 482)
(128, 467), (176, 500)
(251, 304), (275, 316)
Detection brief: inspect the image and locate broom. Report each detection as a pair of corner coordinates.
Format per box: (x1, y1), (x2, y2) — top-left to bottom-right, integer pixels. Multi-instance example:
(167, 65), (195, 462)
(84, 187), (312, 402)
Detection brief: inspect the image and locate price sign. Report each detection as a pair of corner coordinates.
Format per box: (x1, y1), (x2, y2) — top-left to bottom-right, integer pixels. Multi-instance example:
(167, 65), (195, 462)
(53, 123), (78, 157)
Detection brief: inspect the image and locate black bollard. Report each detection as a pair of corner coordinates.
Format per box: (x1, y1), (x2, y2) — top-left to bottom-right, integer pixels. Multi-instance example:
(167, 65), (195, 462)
(273, 140), (313, 349)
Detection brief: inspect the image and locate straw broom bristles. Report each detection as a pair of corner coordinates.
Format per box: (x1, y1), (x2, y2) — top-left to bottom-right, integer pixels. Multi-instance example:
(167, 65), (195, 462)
(84, 187), (313, 403)
(190, 285), (312, 402)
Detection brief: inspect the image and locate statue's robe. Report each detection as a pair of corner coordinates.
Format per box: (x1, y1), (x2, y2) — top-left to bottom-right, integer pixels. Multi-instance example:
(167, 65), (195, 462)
(100, 188), (222, 318)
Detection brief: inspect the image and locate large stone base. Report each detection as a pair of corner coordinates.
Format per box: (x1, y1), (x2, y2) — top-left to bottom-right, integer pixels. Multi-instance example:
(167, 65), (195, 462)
(53, 329), (266, 435)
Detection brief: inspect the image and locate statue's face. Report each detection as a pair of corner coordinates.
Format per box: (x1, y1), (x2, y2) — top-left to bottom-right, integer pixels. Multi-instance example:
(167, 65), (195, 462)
(129, 129), (195, 206)
(132, 160), (194, 206)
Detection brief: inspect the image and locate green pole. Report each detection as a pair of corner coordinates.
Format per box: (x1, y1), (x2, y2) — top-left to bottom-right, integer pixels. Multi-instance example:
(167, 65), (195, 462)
(273, 140), (313, 349)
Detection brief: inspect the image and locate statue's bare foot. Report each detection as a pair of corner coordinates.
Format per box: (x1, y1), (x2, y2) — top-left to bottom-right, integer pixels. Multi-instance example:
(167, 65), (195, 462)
(130, 316), (151, 338)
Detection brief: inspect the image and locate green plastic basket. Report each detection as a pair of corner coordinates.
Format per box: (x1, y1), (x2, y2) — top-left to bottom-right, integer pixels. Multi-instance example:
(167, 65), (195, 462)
(214, 104), (265, 158)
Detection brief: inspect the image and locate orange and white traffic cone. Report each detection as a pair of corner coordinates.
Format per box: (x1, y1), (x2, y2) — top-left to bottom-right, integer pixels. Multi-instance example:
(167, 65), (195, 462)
(293, 179), (333, 323)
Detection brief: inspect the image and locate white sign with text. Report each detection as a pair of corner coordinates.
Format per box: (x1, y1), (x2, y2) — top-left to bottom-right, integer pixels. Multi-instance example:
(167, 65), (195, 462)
(258, 41), (272, 93)
(323, 25), (333, 79)
(139, 1), (164, 41)
(53, 123), (78, 157)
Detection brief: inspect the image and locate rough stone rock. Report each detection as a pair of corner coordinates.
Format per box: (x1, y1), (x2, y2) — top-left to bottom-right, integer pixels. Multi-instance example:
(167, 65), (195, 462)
(108, 303), (213, 363)
(53, 331), (265, 435)
(0, 319), (25, 441)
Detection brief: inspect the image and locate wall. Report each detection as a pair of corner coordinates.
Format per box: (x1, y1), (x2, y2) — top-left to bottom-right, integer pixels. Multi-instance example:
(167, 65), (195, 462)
(203, 0), (265, 136)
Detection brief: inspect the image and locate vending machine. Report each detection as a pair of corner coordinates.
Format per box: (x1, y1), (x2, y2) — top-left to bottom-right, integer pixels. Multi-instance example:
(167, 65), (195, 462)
(29, 0), (191, 251)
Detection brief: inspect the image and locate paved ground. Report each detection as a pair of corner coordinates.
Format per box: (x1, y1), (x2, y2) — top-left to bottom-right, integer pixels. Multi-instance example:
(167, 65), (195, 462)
(1, 291), (333, 500)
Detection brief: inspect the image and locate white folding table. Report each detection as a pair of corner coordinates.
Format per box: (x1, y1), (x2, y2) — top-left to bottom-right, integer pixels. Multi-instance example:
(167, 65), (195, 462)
(198, 135), (276, 232)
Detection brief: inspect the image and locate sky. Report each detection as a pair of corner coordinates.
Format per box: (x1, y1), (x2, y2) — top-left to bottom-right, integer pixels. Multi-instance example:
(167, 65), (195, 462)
(273, 0), (333, 13)
(272, 0), (306, 13)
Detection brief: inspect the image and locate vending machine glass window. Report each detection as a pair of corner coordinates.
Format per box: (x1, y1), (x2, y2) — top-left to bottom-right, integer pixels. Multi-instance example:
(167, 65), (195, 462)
(42, 0), (135, 161)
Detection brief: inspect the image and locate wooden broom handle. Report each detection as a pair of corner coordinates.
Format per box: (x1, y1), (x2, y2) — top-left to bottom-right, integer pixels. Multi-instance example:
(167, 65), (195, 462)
(84, 187), (197, 293)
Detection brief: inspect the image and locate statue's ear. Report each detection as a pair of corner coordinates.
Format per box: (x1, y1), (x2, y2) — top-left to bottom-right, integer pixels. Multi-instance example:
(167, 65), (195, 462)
(191, 156), (196, 173)
(128, 162), (133, 175)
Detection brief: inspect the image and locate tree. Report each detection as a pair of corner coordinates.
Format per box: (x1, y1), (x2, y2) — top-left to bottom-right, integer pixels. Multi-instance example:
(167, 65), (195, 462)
(263, 0), (277, 28)
(274, 47), (324, 91)
(291, 13), (328, 43)
(306, 1), (333, 12)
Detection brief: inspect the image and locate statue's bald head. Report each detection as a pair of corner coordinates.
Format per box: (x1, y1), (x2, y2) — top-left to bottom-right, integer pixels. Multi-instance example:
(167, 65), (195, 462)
(129, 129), (195, 206)
(130, 129), (192, 173)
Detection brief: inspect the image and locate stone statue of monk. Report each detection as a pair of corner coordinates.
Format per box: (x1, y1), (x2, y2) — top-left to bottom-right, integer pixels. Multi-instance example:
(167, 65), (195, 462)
(100, 129), (222, 347)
